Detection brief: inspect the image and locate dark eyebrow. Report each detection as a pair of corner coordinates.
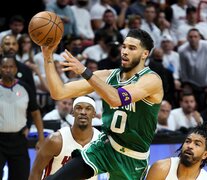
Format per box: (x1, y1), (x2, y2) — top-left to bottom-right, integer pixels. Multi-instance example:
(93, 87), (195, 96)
(186, 137), (204, 144)
(122, 43), (137, 48)
(195, 139), (204, 144)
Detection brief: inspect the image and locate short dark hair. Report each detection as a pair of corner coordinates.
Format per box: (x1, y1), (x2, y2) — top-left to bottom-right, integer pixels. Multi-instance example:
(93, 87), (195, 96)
(186, 6), (197, 15)
(179, 89), (195, 101)
(85, 58), (98, 67)
(0, 54), (17, 67)
(187, 28), (201, 37)
(9, 15), (25, 24)
(126, 29), (154, 53)
(176, 123), (207, 168)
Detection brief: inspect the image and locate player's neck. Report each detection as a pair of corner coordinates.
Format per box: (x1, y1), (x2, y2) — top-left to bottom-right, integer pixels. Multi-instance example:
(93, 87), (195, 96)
(177, 163), (201, 179)
(121, 63), (145, 81)
(71, 126), (94, 147)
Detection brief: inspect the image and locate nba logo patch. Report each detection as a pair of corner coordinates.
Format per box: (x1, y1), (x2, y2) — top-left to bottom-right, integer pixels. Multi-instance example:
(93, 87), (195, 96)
(16, 91), (21, 96)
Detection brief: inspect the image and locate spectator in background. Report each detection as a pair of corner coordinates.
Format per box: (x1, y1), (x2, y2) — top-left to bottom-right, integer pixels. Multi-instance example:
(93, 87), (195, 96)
(15, 34), (48, 95)
(140, 3), (161, 47)
(168, 90), (203, 132)
(45, 0), (78, 50)
(96, 9), (123, 45)
(98, 41), (121, 70)
(160, 34), (181, 91)
(177, 6), (207, 46)
(85, 58), (99, 73)
(60, 35), (86, 63)
(29, 96), (102, 180)
(43, 98), (74, 128)
(16, 33), (36, 64)
(90, 0), (117, 31)
(71, 0), (95, 41)
(169, 0), (187, 34)
(155, 10), (177, 46)
(178, 28), (207, 112)
(148, 48), (175, 107)
(112, 0), (129, 29)
(156, 100), (172, 132)
(126, 0), (148, 18)
(82, 31), (112, 62)
(0, 15), (25, 45)
(120, 14), (142, 39)
(0, 55), (44, 180)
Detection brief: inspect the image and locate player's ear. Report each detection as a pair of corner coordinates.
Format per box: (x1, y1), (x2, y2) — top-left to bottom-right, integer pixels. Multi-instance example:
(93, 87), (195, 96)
(202, 150), (207, 161)
(141, 50), (149, 60)
(92, 110), (96, 118)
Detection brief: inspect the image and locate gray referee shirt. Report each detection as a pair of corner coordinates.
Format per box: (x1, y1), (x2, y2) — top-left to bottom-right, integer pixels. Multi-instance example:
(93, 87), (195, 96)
(0, 80), (38, 132)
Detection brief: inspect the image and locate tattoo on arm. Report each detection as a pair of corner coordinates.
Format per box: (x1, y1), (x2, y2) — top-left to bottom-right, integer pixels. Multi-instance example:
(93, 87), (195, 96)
(47, 60), (53, 63)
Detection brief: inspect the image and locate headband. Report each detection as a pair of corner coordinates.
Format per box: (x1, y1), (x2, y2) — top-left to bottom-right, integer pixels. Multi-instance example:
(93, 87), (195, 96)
(73, 96), (96, 111)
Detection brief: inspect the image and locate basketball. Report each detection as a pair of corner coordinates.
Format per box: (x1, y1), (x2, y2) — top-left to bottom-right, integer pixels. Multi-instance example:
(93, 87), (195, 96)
(28, 11), (64, 46)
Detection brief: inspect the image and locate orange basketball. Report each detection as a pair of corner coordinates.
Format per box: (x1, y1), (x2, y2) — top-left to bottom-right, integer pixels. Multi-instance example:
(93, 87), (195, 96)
(28, 11), (64, 46)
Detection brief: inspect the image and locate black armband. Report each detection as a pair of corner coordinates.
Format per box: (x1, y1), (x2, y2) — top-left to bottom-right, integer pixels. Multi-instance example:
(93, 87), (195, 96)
(81, 67), (93, 80)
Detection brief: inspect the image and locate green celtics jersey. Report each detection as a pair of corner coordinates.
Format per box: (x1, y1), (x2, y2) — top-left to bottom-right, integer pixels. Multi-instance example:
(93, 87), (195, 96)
(102, 67), (161, 152)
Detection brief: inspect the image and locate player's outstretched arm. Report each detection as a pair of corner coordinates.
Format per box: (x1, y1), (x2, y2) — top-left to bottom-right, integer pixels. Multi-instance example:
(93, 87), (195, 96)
(29, 132), (62, 180)
(146, 159), (170, 180)
(41, 45), (111, 100)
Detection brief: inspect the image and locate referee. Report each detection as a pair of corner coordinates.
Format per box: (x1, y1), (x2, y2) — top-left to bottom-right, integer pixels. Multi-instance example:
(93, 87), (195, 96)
(0, 55), (44, 180)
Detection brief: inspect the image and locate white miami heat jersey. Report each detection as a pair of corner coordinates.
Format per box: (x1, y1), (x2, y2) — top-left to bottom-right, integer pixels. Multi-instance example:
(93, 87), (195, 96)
(166, 157), (207, 180)
(43, 126), (100, 178)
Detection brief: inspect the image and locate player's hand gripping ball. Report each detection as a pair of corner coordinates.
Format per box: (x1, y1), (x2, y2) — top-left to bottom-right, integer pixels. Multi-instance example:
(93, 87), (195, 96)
(28, 11), (64, 46)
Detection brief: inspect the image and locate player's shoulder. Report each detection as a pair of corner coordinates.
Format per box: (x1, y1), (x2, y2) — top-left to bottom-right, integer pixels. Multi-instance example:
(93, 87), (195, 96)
(150, 158), (171, 172)
(94, 69), (113, 80)
(46, 130), (62, 146)
(146, 158), (171, 180)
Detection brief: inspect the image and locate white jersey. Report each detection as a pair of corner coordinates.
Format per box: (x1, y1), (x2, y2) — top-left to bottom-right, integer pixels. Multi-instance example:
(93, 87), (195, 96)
(166, 157), (207, 180)
(43, 126), (101, 179)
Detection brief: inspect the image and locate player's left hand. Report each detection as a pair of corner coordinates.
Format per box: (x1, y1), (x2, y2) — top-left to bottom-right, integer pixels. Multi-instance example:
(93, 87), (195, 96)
(60, 49), (86, 75)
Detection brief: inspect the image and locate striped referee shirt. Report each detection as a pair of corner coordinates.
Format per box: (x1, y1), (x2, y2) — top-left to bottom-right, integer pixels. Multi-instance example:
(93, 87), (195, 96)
(0, 80), (38, 132)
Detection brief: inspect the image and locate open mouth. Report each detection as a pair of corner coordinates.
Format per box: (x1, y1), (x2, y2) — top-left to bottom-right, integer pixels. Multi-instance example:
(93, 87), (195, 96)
(121, 57), (129, 65)
(184, 150), (193, 156)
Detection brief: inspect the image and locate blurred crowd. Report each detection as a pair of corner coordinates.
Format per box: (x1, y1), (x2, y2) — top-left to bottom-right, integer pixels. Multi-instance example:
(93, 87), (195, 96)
(1, 0), (207, 134)
(0, 0), (207, 179)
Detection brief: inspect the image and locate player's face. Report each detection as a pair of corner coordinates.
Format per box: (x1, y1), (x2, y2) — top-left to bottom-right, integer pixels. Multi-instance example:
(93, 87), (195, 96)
(121, 37), (146, 72)
(180, 133), (207, 167)
(73, 102), (95, 130)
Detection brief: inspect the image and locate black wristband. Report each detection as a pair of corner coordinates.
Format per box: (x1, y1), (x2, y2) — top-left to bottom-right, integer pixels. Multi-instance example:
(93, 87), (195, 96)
(81, 68), (93, 80)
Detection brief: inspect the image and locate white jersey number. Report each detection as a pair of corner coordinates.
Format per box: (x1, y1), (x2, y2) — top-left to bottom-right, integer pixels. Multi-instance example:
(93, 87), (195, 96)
(110, 110), (127, 133)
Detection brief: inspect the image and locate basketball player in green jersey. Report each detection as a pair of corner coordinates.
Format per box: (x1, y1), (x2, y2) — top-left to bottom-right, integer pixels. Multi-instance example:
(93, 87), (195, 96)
(42, 29), (164, 180)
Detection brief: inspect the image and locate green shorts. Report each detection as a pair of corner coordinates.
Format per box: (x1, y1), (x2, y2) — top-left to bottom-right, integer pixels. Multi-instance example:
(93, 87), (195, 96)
(81, 133), (148, 180)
